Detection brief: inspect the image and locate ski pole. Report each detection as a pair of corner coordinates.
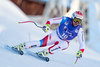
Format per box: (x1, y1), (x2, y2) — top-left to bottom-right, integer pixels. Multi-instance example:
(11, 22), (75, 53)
(74, 58), (78, 64)
(18, 21), (43, 29)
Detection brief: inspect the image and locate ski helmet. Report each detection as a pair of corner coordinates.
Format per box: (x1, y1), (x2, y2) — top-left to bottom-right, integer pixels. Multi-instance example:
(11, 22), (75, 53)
(72, 11), (83, 20)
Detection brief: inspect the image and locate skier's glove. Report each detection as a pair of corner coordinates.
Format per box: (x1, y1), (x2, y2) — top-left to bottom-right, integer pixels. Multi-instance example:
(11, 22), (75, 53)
(76, 50), (82, 58)
(42, 24), (50, 32)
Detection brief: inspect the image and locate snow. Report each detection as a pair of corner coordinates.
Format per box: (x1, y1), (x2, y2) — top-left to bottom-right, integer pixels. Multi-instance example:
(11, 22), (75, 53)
(0, 0), (100, 67)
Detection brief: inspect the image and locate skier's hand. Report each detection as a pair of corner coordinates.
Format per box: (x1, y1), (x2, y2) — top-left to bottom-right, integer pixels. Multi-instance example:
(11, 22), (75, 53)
(42, 24), (50, 32)
(76, 50), (82, 58)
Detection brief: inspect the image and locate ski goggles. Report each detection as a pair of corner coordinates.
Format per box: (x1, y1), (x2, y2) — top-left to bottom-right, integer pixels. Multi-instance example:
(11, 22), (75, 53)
(73, 18), (82, 24)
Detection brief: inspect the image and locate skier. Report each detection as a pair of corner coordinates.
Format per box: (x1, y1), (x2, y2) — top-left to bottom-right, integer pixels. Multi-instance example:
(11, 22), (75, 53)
(13, 11), (85, 58)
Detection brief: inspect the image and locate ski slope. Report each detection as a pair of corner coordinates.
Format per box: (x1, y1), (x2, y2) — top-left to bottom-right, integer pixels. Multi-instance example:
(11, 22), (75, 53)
(0, 0), (100, 67)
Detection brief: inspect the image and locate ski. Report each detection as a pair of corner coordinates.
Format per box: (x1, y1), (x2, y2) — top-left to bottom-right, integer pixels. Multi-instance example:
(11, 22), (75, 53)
(5, 45), (49, 62)
(5, 45), (24, 55)
(11, 47), (24, 55)
(36, 53), (49, 62)
(26, 50), (49, 62)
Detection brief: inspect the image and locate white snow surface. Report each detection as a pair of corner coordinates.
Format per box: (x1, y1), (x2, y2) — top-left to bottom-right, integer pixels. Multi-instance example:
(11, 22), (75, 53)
(0, 0), (100, 67)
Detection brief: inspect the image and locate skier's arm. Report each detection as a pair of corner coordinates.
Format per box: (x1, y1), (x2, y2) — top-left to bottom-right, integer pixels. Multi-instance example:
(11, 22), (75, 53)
(76, 28), (85, 58)
(46, 17), (63, 25)
(42, 17), (63, 32)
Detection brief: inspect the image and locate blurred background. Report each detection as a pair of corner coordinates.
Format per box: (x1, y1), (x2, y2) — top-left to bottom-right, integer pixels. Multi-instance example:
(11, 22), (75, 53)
(10, 0), (100, 53)
(0, 0), (100, 67)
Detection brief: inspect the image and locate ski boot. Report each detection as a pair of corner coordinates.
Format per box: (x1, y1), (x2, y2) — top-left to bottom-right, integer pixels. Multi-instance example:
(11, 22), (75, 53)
(37, 49), (50, 57)
(12, 42), (26, 51)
